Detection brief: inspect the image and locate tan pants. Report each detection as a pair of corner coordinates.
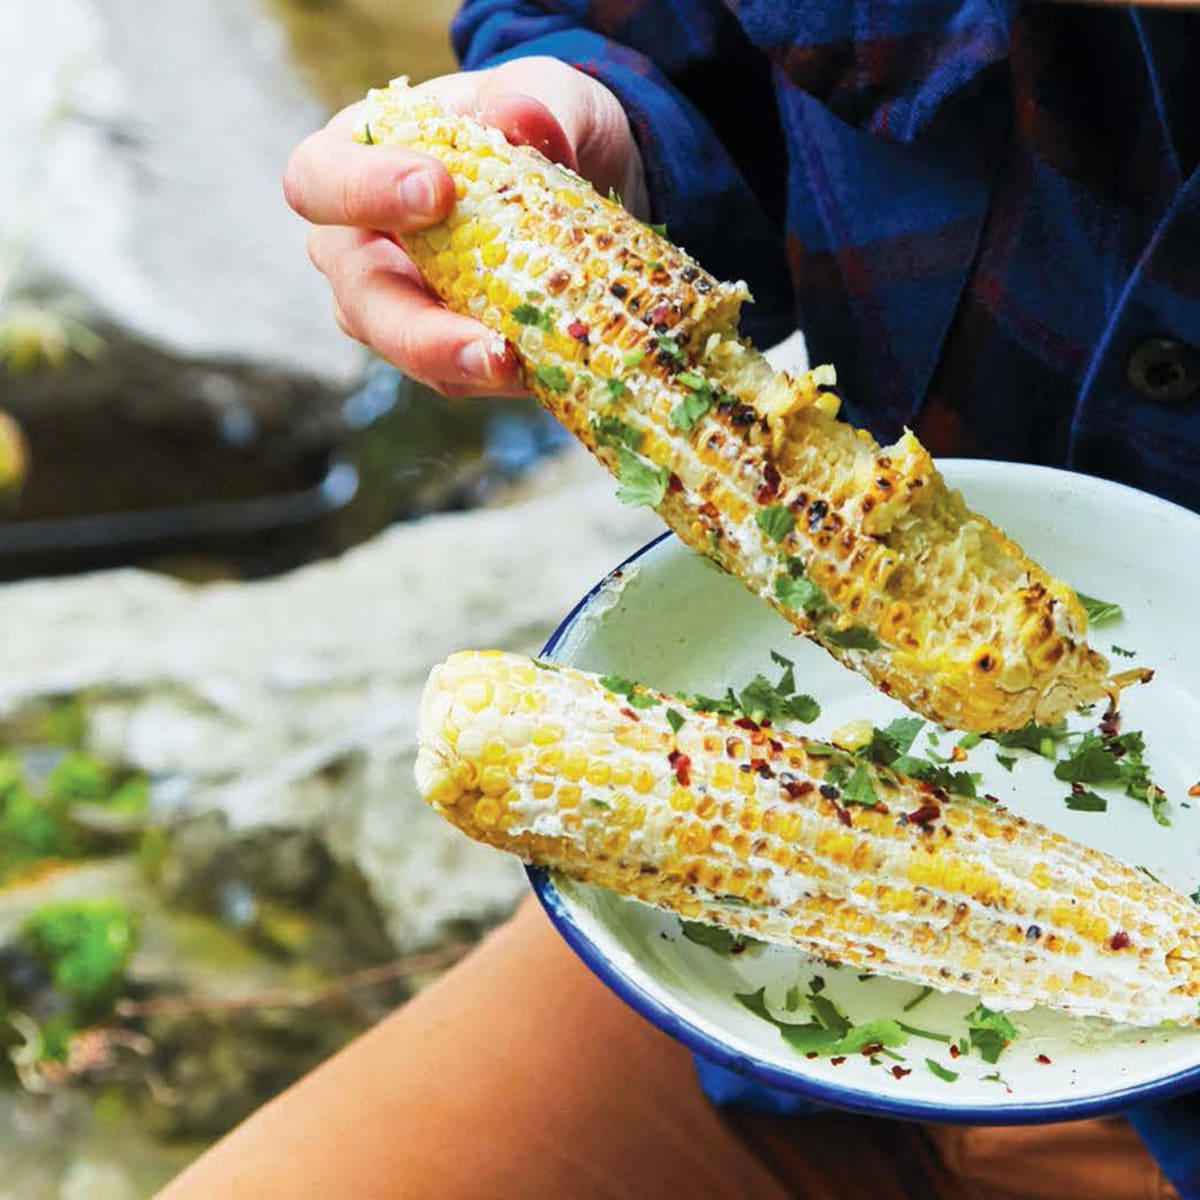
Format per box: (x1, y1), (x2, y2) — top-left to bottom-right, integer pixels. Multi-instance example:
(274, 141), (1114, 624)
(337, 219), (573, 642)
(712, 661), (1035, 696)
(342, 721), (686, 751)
(158, 899), (1177, 1200)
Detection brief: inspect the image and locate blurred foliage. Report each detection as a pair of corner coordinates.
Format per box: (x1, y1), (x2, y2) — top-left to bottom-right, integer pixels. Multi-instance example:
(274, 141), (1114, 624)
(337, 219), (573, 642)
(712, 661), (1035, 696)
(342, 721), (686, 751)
(0, 303), (102, 375)
(23, 900), (137, 1026)
(265, 0), (461, 109)
(0, 746), (148, 885)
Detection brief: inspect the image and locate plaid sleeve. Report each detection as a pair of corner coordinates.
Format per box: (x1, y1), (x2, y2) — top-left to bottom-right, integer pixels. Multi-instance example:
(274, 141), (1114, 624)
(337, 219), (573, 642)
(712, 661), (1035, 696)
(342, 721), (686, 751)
(452, 0), (795, 346)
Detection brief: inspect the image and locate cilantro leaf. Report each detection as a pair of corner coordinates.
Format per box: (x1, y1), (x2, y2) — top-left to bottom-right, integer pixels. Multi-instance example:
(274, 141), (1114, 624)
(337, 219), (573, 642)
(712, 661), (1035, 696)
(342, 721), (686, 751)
(863, 717), (924, 766)
(773, 558), (833, 618)
(1053, 734), (1121, 785)
(680, 921), (758, 955)
(677, 370), (707, 390)
(614, 448), (667, 508)
(842, 763), (879, 806)
(1076, 591), (1123, 627)
(604, 377), (626, 400)
(670, 388), (712, 432)
(511, 303), (552, 331)
(623, 347), (646, 367)
(592, 415), (643, 451)
(535, 363), (570, 393)
(666, 708), (686, 733)
(824, 626), (882, 651)
(1065, 789), (1107, 812)
(897, 1021), (951, 1044)
(755, 506), (795, 543)
(957, 732), (982, 751)
(1111, 644), (1136, 658)
(995, 753), (1017, 772)
(964, 1004), (1018, 1064)
(598, 674), (661, 709)
(926, 1058), (959, 1083)
(994, 720), (1069, 757)
(655, 335), (684, 363)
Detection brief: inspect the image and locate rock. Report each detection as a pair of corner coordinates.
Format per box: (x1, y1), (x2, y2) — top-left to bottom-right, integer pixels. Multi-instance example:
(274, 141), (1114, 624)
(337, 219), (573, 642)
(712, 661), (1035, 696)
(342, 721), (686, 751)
(0, 0), (358, 385)
(0, 449), (661, 950)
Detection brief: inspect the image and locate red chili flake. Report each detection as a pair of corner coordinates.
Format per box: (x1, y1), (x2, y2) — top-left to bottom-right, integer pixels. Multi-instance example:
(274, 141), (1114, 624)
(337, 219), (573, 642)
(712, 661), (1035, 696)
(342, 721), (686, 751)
(768, 738), (784, 755)
(805, 1052), (819, 1060)
(730, 942), (746, 956)
(755, 462), (782, 505)
(1035, 1054), (1052, 1065)
(1110, 930), (1131, 951)
(648, 303), (674, 330)
(667, 749), (692, 787)
(906, 803), (941, 827)
(890, 1066), (912, 1079)
(830, 1056), (847, 1066)
(859, 1043), (884, 1057)
(496, 183), (511, 194)
(619, 707), (640, 723)
(668, 472), (684, 494)
(948, 1044), (961, 1059)
(567, 319), (590, 344)
(834, 803), (852, 828)
(1099, 706), (1121, 740)
(725, 737), (742, 758)
(733, 717), (760, 732)
(783, 780), (814, 800)
(749, 758), (771, 779)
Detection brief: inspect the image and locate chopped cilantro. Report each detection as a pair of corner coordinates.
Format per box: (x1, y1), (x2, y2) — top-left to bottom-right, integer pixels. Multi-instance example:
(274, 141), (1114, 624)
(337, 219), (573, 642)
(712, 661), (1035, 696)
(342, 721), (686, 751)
(958, 732), (982, 751)
(680, 921), (758, 954)
(605, 377), (627, 400)
(737, 672), (820, 725)
(1065, 789), (1107, 812)
(809, 975), (826, 994)
(902, 985), (933, 1013)
(1076, 591), (1123, 627)
(964, 1004), (1018, 1064)
(774, 558), (833, 618)
(898, 1022), (951, 1044)
(598, 674), (661, 709)
(535, 363), (570, 393)
(981, 1071), (1010, 1087)
(614, 447), (668, 508)
(511, 303), (552, 331)
(592, 414), (643, 451)
(994, 720), (1069, 758)
(587, 798), (610, 810)
(824, 626), (882, 651)
(666, 708), (686, 734)
(1191, 889), (1200, 906)
(670, 388), (712, 431)
(863, 717), (924, 766)
(646, 222), (668, 236)
(784, 986), (802, 1012)
(995, 753), (1017, 772)
(1111, 644), (1136, 658)
(891, 757), (978, 798)
(1053, 734), (1120, 785)
(655, 335), (684, 362)
(756, 505), (795, 543)
(842, 763), (879, 806)
(623, 347), (646, 367)
(532, 659), (559, 672)
(677, 370), (707, 390)
(926, 1058), (959, 1083)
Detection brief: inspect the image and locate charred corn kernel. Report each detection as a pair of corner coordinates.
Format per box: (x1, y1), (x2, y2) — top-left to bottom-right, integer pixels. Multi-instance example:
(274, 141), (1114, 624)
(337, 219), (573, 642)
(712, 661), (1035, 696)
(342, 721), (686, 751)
(417, 650), (1200, 1026)
(365, 81), (1118, 732)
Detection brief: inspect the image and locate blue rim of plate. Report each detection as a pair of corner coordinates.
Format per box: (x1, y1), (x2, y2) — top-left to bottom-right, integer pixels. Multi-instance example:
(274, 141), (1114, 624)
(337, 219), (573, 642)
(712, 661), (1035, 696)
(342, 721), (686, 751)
(527, 460), (1200, 1124)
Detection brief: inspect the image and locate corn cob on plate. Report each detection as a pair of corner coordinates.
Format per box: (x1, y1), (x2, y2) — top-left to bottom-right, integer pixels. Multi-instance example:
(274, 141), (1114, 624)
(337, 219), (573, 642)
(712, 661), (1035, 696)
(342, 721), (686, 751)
(418, 462), (1200, 1120)
(362, 78), (1120, 734)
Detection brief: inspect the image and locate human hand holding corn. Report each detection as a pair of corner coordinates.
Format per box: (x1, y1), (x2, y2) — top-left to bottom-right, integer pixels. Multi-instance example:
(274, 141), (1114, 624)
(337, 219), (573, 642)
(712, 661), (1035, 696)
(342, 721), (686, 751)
(283, 57), (644, 396)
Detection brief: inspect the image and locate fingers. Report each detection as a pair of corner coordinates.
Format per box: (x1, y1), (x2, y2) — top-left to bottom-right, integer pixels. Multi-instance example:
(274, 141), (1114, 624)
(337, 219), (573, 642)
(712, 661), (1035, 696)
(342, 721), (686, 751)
(283, 124), (455, 231)
(307, 227), (524, 397)
(479, 93), (579, 171)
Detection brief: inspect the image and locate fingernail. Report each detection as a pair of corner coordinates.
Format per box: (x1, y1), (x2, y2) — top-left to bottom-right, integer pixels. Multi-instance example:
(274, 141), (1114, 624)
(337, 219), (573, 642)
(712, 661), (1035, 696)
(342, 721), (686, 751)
(400, 170), (438, 219)
(455, 340), (494, 384)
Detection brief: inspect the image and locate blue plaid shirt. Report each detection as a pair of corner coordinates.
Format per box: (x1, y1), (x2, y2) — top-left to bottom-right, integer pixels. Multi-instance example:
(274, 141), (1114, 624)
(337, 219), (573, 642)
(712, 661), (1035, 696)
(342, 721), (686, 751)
(455, 2), (1200, 1193)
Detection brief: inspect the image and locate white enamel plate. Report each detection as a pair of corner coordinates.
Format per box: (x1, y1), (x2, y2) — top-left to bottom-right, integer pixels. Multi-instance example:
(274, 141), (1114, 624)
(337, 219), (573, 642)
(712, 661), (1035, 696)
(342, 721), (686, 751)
(531, 461), (1200, 1122)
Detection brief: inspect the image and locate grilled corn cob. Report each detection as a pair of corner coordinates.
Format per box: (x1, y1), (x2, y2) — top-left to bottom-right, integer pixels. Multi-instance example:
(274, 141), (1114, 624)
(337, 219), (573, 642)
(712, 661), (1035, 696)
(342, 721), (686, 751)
(364, 80), (1114, 732)
(417, 649), (1200, 1025)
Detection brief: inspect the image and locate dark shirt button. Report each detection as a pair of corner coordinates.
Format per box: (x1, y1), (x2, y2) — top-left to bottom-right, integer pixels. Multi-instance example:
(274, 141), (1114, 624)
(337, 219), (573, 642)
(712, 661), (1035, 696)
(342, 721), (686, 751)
(1126, 337), (1200, 403)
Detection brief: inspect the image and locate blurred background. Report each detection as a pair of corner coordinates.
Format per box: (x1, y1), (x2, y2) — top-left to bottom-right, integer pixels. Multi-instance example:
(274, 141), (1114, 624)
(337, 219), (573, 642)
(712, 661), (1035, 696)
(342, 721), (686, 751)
(0, 1), (660, 1195)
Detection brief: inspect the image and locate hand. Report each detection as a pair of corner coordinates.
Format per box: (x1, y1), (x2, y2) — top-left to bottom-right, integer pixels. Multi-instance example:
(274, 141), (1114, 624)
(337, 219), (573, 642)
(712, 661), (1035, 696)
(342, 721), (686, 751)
(283, 57), (646, 397)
